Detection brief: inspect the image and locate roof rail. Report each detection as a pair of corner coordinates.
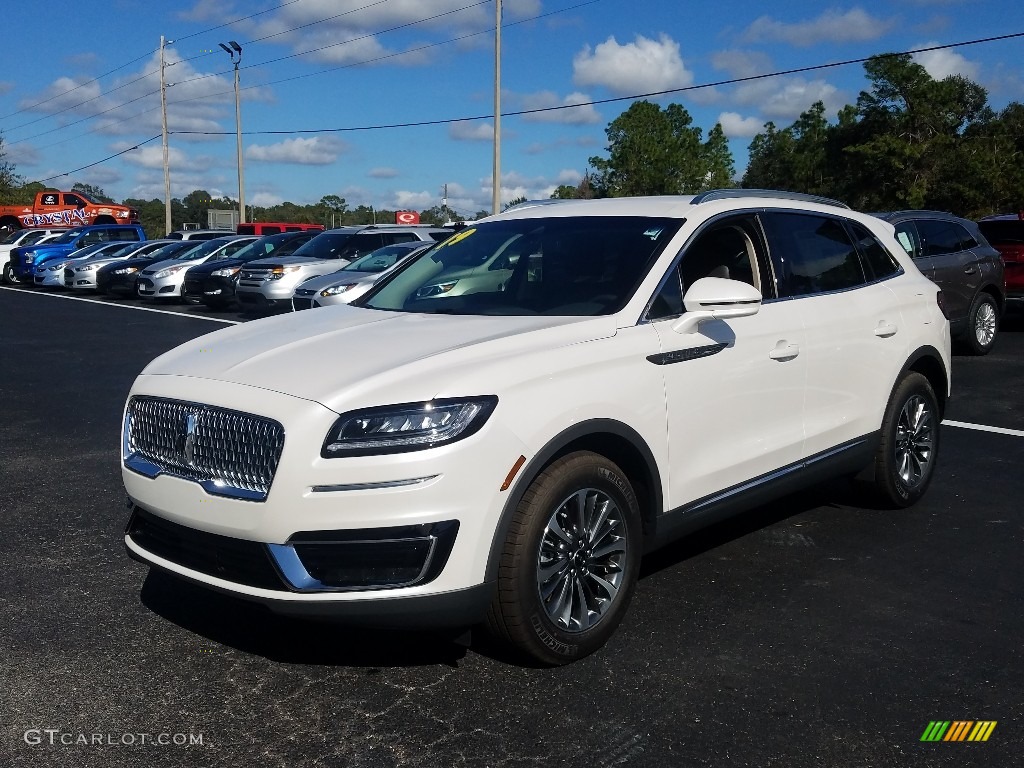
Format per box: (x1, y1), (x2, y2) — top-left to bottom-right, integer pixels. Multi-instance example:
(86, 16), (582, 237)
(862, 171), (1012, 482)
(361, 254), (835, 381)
(690, 189), (850, 209)
(503, 199), (573, 212)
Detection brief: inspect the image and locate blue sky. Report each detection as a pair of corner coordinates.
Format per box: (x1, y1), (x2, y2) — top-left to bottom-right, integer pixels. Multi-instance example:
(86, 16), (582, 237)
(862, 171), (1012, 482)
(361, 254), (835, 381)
(1, 0), (1020, 219)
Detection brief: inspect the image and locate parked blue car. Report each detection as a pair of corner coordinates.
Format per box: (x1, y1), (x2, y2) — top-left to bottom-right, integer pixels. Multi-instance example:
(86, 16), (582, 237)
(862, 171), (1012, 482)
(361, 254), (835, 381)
(9, 224), (146, 283)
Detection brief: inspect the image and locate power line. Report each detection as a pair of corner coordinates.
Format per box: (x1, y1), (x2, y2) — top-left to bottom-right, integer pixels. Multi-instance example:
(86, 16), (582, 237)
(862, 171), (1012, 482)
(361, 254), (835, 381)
(26, 30), (1024, 185)
(173, 31), (1024, 136)
(0, 0), (306, 124)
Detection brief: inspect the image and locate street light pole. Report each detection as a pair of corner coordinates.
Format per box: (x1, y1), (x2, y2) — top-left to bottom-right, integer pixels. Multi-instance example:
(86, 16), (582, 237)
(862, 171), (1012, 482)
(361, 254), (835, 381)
(492, 0), (502, 215)
(220, 41), (246, 225)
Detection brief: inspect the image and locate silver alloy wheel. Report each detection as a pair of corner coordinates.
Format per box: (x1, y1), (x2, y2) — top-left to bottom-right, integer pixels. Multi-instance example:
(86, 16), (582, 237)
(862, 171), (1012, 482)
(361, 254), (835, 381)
(536, 487), (628, 633)
(974, 300), (996, 347)
(894, 395), (934, 489)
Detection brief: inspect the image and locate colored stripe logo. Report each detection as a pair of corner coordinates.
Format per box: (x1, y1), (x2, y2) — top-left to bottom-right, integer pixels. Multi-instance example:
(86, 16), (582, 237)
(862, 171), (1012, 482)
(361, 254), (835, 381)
(920, 721), (997, 742)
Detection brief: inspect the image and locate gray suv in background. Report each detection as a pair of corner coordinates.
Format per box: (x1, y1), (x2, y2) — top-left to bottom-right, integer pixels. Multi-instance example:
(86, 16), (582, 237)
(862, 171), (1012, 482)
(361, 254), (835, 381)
(874, 211), (1005, 355)
(235, 224), (453, 311)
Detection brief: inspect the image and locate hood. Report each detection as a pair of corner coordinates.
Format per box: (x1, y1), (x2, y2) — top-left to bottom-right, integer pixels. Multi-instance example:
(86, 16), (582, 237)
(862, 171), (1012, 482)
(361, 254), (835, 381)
(246, 255), (341, 270)
(296, 269), (376, 291)
(142, 307), (616, 412)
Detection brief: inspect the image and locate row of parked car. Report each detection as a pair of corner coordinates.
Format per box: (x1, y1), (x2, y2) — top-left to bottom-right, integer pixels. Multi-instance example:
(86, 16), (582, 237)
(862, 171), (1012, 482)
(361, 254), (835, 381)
(1, 223), (458, 313)
(2, 210), (1021, 354)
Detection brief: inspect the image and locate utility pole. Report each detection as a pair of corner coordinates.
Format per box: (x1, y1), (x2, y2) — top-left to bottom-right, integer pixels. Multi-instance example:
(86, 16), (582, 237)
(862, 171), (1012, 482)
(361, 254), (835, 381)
(492, 0), (502, 215)
(220, 41), (245, 224)
(160, 36), (172, 235)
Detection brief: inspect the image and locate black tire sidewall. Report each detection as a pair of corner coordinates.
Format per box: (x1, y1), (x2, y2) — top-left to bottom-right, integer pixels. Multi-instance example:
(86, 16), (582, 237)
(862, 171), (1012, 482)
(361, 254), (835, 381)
(966, 293), (997, 355)
(876, 373), (940, 507)
(502, 453), (642, 664)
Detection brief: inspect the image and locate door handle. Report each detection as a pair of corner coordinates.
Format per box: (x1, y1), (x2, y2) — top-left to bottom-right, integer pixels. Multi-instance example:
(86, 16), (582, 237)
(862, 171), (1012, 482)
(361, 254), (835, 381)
(874, 322), (898, 338)
(769, 342), (799, 360)
(963, 267), (977, 275)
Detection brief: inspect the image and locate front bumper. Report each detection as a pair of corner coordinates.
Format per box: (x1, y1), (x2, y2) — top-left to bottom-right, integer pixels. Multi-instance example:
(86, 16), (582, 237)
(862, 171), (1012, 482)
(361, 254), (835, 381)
(125, 512), (494, 627)
(121, 375), (524, 623)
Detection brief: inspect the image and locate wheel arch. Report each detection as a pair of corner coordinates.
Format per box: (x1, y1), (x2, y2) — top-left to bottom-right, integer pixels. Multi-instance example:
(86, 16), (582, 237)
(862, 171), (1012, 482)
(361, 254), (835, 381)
(900, 345), (949, 419)
(484, 419), (663, 582)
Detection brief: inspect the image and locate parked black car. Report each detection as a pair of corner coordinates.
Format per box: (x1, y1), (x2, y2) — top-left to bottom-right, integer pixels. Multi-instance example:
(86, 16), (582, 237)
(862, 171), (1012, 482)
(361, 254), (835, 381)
(874, 211), (1005, 355)
(95, 241), (199, 296)
(182, 230), (319, 309)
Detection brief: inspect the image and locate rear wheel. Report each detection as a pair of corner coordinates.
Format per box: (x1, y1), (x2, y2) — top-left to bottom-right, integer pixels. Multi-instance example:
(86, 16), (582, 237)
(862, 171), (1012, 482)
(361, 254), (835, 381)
(867, 372), (940, 508)
(963, 292), (998, 355)
(486, 452), (641, 665)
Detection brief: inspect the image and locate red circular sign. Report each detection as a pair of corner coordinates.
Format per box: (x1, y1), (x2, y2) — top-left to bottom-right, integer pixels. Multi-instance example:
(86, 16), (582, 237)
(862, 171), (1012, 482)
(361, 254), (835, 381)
(396, 211), (419, 224)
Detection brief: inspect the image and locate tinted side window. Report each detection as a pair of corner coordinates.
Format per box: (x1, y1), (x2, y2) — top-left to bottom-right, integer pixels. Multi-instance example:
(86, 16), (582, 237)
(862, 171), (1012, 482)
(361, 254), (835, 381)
(63, 194), (86, 207)
(952, 222), (978, 250)
(762, 213), (865, 297)
(892, 222), (921, 259)
(916, 219), (960, 256)
(387, 233), (419, 244)
(849, 223), (900, 281)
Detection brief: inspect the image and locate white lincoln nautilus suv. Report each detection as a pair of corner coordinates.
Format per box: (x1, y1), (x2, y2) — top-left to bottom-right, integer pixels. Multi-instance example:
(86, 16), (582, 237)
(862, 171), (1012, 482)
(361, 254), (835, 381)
(121, 191), (950, 665)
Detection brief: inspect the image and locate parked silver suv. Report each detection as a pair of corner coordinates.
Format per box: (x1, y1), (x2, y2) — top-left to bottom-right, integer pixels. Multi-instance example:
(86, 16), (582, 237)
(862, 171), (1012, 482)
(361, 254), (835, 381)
(235, 225), (453, 310)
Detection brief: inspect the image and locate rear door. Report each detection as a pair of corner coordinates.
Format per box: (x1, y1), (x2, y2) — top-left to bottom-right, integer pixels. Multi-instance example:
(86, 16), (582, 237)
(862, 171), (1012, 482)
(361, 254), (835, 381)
(761, 211), (909, 457)
(914, 218), (976, 325)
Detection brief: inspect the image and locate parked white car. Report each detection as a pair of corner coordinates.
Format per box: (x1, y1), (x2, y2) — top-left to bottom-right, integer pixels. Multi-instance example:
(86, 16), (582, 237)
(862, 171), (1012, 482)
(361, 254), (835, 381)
(291, 242), (431, 310)
(121, 191), (951, 665)
(136, 236), (256, 300)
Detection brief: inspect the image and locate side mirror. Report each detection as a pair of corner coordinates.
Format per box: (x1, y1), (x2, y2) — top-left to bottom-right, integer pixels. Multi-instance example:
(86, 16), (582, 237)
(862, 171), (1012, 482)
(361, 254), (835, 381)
(671, 277), (762, 335)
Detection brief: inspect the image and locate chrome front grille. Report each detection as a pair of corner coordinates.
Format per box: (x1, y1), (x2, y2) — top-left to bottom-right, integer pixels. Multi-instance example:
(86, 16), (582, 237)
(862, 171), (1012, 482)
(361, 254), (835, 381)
(124, 396), (285, 501)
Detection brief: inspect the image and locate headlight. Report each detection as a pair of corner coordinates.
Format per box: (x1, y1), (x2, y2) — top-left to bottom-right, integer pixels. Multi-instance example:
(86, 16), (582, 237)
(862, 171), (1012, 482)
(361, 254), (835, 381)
(322, 397), (497, 457)
(113, 266), (139, 275)
(211, 267), (241, 277)
(320, 283), (357, 297)
(49, 263), (66, 271)
(415, 280), (458, 298)
(153, 265), (186, 280)
(269, 265), (302, 280)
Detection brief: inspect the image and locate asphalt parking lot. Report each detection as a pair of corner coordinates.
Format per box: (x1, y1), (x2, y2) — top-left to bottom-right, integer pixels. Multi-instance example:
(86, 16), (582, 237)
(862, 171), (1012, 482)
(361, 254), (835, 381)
(2, 286), (1022, 768)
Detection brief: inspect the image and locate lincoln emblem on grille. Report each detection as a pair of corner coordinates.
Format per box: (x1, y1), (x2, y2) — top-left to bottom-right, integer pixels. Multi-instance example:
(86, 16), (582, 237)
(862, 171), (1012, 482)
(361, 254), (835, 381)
(182, 412), (198, 466)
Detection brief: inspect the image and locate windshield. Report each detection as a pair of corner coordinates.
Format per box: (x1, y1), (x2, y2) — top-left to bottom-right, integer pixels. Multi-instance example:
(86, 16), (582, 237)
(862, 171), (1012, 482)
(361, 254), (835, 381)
(172, 238), (238, 260)
(342, 243), (425, 273)
(141, 241), (194, 260)
(6, 230), (43, 245)
(229, 232), (305, 262)
(51, 228), (87, 244)
(360, 216), (680, 316)
(289, 232), (354, 259)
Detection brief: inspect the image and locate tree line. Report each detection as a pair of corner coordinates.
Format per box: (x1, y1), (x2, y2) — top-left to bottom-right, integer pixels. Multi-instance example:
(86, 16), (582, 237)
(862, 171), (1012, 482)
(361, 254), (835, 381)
(2, 53), (1020, 236)
(557, 53), (1023, 219)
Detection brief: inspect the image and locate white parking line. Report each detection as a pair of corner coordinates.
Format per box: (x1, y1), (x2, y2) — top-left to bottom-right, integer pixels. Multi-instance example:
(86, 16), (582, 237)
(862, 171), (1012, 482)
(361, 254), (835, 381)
(0, 285), (242, 324)
(943, 420), (1024, 438)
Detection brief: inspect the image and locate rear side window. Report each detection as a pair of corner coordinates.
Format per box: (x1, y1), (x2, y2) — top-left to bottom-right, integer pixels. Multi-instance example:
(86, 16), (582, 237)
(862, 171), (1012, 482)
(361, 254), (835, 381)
(952, 222), (978, 250)
(848, 222), (901, 281)
(114, 229), (142, 241)
(892, 222), (922, 259)
(915, 219), (961, 256)
(762, 213), (865, 297)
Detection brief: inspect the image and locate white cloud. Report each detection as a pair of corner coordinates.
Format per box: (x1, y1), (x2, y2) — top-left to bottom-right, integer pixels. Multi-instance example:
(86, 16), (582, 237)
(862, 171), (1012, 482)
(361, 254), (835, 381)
(391, 190), (435, 209)
(117, 144), (213, 172)
(449, 120), (493, 141)
(246, 137), (346, 165)
(573, 34), (692, 96)
(249, 191), (285, 207)
(732, 78), (845, 121)
(711, 49), (774, 79)
(5, 141), (41, 166)
(555, 169), (583, 184)
(742, 8), (896, 47)
(718, 112), (764, 138)
(518, 91), (602, 124)
(368, 167), (399, 179)
(15, 46), (273, 144)
(912, 43), (981, 80)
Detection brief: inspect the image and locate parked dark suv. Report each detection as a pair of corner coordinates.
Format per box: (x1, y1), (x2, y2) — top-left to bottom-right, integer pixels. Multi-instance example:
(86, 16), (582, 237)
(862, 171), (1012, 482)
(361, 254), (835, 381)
(874, 211), (1005, 355)
(977, 214), (1024, 303)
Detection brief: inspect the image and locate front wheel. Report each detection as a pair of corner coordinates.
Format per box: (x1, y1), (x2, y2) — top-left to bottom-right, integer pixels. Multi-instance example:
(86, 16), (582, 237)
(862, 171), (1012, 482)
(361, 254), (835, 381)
(964, 293), (998, 355)
(866, 372), (940, 508)
(2, 260), (19, 285)
(486, 451), (642, 665)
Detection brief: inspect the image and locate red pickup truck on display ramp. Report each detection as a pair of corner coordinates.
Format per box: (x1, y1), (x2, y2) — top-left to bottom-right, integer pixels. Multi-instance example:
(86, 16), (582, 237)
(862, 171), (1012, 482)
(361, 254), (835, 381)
(0, 190), (139, 232)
